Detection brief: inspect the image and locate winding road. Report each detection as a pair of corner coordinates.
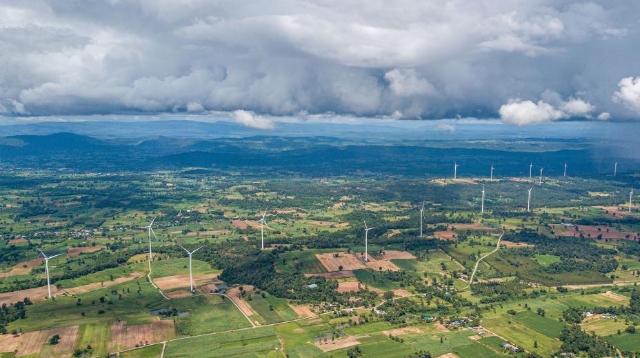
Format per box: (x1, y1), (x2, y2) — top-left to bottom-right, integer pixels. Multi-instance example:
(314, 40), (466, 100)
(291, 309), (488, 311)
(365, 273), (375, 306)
(467, 229), (505, 289)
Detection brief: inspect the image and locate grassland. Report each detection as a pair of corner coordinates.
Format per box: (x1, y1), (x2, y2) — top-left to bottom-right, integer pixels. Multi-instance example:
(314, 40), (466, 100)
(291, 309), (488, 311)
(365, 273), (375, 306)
(172, 295), (252, 336)
(164, 326), (282, 358)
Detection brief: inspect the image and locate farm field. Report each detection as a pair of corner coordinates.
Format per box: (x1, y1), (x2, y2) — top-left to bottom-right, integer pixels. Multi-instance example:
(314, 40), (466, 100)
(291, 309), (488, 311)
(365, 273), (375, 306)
(0, 165), (639, 358)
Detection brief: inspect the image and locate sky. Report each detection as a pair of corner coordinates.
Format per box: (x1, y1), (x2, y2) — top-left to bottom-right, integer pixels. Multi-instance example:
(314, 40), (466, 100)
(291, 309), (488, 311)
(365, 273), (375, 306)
(1, 0), (640, 128)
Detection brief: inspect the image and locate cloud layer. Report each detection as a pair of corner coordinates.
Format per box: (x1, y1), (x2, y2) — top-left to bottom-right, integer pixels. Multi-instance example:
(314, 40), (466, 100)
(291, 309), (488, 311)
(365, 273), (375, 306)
(1, 1), (640, 122)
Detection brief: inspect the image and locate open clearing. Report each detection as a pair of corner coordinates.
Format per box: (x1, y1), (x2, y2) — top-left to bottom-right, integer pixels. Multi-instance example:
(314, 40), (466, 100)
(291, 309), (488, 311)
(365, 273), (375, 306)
(231, 219), (247, 229)
(0, 257), (44, 278)
(166, 290), (192, 298)
(67, 245), (107, 257)
(601, 291), (627, 302)
(382, 327), (422, 336)
(500, 241), (533, 248)
(381, 250), (416, 260)
(109, 320), (174, 351)
(226, 286), (257, 318)
(393, 289), (413, 297)
(152, 273), (219, 291)
(336, 281), (361, 293)
(0, 326), (79, 356)
(0, 272), (143, 305)
(595, 206), (636, 218)
(316, 253), (366, 271)
(364, 256), (401, 271)
(288, 304), (314, 318)
(315, 335), (361, 352)
(578, 225), (637, 240)
(434, 231), (458, 241)
(449, 224), (494, 231)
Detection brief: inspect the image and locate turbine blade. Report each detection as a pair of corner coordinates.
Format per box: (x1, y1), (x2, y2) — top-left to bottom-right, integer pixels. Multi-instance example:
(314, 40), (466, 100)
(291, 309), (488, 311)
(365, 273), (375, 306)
(150, 216), (156, 226)
(192, 246), (203, 254)
(151, 228), (160, 241)
(179, 245), (188, 253)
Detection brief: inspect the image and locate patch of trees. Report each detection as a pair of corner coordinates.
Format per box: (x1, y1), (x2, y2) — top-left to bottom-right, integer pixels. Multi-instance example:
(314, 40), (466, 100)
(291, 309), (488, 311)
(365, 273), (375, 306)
(0, 298), (32, 334)
(557, 325), (615, 358)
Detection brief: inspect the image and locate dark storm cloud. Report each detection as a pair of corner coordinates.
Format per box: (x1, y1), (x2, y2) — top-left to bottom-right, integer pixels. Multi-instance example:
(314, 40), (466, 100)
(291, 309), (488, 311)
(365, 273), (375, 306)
(1, 0), (640, 124)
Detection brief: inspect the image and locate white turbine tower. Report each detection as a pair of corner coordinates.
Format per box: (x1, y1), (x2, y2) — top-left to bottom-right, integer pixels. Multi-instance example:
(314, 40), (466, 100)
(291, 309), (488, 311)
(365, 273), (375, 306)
(363, 220), (375, 263)
(145, 217), (159, 271)
(539, 168), (544, 185)
(38, 249), (63, 299)
(630, 189), (634, 213)
(490, 164), (495, 182)
(419, 201), (425, 238)
(563, 162), (567, 177)
(180, 245), (203, 292)
(258, 209), (268, 249)
(481, 184), (485, 214)
(614, 162), (618, 176)
(529, 162), (533, 178)
(527, 188), (533, 212)
(454, 162), (459, 179)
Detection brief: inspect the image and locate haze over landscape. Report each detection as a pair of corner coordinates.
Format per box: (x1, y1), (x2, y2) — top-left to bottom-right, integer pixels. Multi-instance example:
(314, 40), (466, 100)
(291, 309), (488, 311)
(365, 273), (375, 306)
(1, 1), (640, 358)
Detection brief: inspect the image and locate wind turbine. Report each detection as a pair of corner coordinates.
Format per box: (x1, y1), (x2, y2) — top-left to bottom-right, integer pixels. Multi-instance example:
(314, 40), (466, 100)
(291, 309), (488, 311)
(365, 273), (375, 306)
(481, 184), (485, 214)
(630, 189), (634, 213)
(529, 162), (533, 179)
(563, 162), (567, 177)
(38, 249), (63, 299)
(454, 162), (459, 179)
(145, 217), (159, 271)
(179, 245), (203, 292)
(490, 164), (495, 182)
(614, 162), (618, 176)
(527, 188), (533, 212)
(363, 220), (375, 263)
(539, 168), (544, 185)
(419, 201), (425, 238)
(258, 209), (268, 249)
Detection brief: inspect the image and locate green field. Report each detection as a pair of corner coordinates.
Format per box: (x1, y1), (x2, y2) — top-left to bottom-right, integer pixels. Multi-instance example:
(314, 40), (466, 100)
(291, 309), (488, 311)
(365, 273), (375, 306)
(276, 250), (331, 274)
(533, 254), (562, 267)
(75, 322), (111, 357)
(119, 344), (164, 358)
(164, 326), (281, 358)
(605, 332), (640, 352)
(173, 295), (252, 335)
(246, 292), (298, 324)
(151, 258), (219, 278)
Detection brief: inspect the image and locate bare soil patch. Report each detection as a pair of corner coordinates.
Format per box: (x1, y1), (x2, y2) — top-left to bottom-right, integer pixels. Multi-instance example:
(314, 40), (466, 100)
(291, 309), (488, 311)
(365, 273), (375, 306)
(336, 281), (361, 293)
(0, 334), (22, 354)
(578, 225), (637, 240)
(437, 353), (461, 358)
(433, 322), (450, 333)
(393, 289), (413, 297)
(67, 245), (106, 257)
(16, 329), (49, 356)
(0, 285), (56, 305)
(550, 224), (578, 237)
(596, 206), (635, 219)
(166, 290), (192, 299)
(110, 321), (168, 351)
(364, 256), (401, 271)
(315, 336), (361, 352)
(382, 327), (422, 336)
(307, 220), (338, 227)
(468, 335), (481, 341)
(602, 291), (627, 302)
(288, 304), (314, 318)
(227, 286), (257, 318)
(381, 250), (416, 260)
(434, 231), (457, 241)
(232, 220), (247, 230)
(153, 273), (219, 291)
(305, 271), (354, 279)
(316, 253), (366, 272)
(8, 238), (28, 244)
(50, 326), (79, 353)
(500, 241), (533, 248)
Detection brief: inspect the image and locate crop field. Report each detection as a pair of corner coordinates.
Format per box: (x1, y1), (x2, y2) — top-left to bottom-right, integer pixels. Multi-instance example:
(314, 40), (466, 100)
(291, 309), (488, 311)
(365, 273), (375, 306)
(172, 295), (253, 336)
(164, 326), (282, 358)
(0, 166), (639, 358)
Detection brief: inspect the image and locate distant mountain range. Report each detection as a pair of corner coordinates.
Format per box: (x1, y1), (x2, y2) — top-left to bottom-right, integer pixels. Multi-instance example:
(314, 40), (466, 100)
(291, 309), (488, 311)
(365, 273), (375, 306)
(0, 130), (629, 178)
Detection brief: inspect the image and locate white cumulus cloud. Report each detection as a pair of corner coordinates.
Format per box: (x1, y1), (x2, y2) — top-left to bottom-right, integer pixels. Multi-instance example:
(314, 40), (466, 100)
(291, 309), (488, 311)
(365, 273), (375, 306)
(499, 99), (566, 126)
(612, 77), (640, 113)
(232, 110), (275, 130)
(597, 112), (611, 120)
